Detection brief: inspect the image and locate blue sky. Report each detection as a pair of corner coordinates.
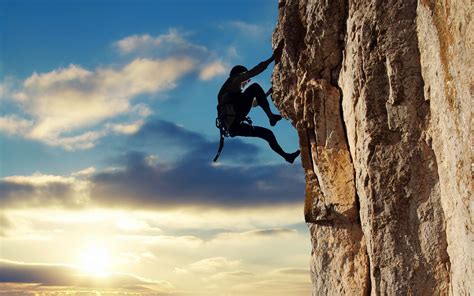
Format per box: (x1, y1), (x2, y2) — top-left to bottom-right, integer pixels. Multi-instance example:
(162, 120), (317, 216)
(1, 0), (299, 177)
(0, 1), (308, 295)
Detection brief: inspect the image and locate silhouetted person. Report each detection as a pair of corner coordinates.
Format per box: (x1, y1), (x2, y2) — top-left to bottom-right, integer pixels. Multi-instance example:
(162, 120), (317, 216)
(216, 42), (300, 163)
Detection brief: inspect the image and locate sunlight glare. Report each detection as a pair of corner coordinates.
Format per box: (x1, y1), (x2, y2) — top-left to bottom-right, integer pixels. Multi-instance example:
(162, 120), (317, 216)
(79, 244), (110, 277)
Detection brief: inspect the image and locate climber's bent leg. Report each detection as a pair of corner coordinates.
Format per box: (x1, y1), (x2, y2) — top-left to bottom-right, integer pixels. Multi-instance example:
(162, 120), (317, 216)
(230, 123), (299, 163)
(243, 83), (282, 126)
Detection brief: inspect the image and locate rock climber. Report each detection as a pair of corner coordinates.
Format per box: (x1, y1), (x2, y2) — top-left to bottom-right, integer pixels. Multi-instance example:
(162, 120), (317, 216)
(214, 41), (300, 163)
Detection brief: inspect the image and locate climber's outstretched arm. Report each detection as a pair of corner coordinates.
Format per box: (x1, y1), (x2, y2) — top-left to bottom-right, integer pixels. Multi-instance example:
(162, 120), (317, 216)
(230, 41), (284, 87)
(229, 59), (272, 89)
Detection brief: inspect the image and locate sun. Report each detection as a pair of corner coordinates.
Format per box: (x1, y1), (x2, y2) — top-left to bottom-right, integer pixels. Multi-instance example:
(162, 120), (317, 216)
(79, 244), (110, 277)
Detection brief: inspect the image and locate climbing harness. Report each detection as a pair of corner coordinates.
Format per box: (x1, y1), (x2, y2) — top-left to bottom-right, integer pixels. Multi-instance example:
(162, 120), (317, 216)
(213, 88), (272, 162)
(213, 109), (252, 162)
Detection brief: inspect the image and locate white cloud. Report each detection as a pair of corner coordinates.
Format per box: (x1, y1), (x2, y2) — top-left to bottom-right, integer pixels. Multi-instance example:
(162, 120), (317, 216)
(2, 30), (237, 150)
(0, 76), (18, 101)
(117, 250), (158, 265)
(131, 103), (153, 117)
(0, 214), (13, 236)
(228, 21), (265, 36)
(115, 218), (154, 232)
(115, 30), (231, 82)
(114, 29), (208, 57)
(107, 120), (144, 135)
(227, 46), (240, 59)
(22, 59), (193, 138)
(179, 257), (240, 274)
(0, 115), (33, 135)
(115, 34), (155, 54)
(199, 60), (227, 80)
(147, 207), (304, 231)
(119, 234), (204, 249)
(71, 166), (96, 178)
(208, 270), (254, 281)
(4, 58), (194, 150)
(46, 130), (107, 150)
(3, 173), (74, 185)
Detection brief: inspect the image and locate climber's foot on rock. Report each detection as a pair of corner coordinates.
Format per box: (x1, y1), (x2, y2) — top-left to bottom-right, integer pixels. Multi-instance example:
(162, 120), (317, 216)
(285, 150), (300, 164)
(270, 114), (283, 126)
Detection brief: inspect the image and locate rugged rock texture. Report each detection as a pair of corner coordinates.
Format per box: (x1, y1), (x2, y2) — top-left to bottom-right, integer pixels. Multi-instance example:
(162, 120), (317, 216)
(272, 0), (472, 294)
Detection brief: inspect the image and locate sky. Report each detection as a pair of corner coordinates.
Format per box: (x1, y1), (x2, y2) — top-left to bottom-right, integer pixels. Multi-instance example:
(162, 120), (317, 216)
(0, 1), (309, 295)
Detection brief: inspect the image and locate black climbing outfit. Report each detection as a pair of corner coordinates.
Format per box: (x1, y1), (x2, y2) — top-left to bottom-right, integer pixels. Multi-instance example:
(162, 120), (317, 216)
(214, 44), (299, 163)
(227, 83), (289, 159)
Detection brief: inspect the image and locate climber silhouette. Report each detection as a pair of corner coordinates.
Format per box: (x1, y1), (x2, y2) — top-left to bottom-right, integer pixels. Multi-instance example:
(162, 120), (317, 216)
(214, 41), (300, 163)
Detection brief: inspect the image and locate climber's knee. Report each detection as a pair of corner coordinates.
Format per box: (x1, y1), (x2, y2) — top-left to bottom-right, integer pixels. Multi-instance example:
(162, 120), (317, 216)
(245, 83), (263, 95)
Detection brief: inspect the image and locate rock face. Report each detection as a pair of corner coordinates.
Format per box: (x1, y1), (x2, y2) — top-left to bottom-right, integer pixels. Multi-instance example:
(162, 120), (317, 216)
(272, 0), (472, 294)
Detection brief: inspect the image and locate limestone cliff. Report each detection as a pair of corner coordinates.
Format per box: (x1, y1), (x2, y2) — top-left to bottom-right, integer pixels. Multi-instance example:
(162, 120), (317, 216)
(271, 0), (472, 294)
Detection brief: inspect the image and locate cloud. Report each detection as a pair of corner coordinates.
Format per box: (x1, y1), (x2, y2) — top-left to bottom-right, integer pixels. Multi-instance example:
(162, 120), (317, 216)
(0, 119), (304, 210)
(0, 259), (173, 293)
(91, 149), (303, 209)
(1, 29), (235, 149)
(199, 60), (227, 80)
(0, 214), (12, 236)
(0, 76), (17, 101)
(226, 46), (240, 59)
(48, 130), (107, 150)
(217, 21), (268, 38)
(133, 119), (208, 148)
(106, 120), (144, 135)
(0, 173), (91, 209)
(118, 234), (204, 250)
(231, 279), (311, 296)
(243, 228), (297, 237)
(90, 152), (303, 209)
(175, 257), (240, 275)
(208, 270), (254, 281)
(0, 206), (310, 295)
(128, 118), (268, 165)
(115, 30), (228, 81)
(271, 267), (310, 276)
(229, 21), (265, 36)
(114, 29), (208, 58)
(0, 115), (33, 135)
(211, 228), (297, 244)
(115, 34), (156, 54)
(9, 58), (194, 149)
(3, 57), (194, 150)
